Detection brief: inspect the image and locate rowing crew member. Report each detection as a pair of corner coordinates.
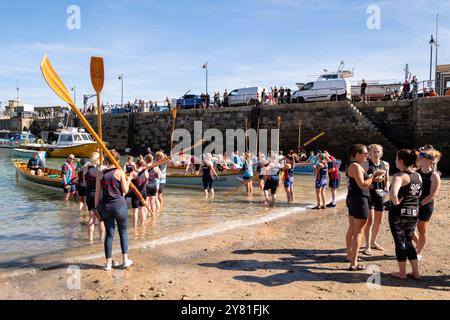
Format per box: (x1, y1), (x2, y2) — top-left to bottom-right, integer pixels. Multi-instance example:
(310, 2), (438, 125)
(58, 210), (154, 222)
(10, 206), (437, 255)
(27, 152), (44, 176)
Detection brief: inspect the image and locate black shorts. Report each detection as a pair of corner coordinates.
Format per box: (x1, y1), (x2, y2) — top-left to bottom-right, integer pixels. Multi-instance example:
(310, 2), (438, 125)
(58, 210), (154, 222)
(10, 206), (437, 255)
(194, 164), (201, 172)
(419, 202), (434, 222)
(86, 190), (96, 211)
(131, 188), (148, 209)
(203, 176), (214, 190)
(347, 195), (370, 220)
(158, 183), (165, 194)
(243, 176), (252, 181)
(264, 179), (279, 195)
(259, 175), (264, 180)
(146, 184), (158, 197)
(329, 179), (340, 189)
(77, 185), (86, 197)
(369, 191), (385, 212)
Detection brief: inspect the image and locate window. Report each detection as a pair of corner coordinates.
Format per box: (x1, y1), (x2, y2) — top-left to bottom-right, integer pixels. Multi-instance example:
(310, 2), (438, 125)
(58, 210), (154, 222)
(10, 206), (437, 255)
(302, 83), (314, 91)
(228, 90), (238, 96)
(59, 135), (73, 142)
(73, 134), (82, 142)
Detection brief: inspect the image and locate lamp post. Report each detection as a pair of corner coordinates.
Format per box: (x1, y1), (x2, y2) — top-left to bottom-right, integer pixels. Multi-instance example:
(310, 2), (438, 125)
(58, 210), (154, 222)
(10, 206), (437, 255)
(71, 85), (76, 105)
(202, 62), (208, 95)
(429, 34), (435, 82)
(118, 74), (124, 108)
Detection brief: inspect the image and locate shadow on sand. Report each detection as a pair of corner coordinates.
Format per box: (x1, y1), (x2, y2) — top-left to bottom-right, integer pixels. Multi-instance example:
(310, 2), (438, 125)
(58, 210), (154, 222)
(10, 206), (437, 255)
(199, 248), (450, 291)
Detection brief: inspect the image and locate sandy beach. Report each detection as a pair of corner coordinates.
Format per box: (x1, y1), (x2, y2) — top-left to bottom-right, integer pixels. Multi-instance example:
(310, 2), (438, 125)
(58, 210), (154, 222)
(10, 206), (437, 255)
(1, 180), (449, 300)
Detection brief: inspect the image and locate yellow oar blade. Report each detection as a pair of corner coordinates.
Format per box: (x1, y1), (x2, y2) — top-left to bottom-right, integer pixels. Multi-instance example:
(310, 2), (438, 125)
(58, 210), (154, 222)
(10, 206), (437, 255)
(303, 132), (326, 148)
(90, 56), (104, 93)
(40, 55), (74, 105)
(41, 55), (151, 212)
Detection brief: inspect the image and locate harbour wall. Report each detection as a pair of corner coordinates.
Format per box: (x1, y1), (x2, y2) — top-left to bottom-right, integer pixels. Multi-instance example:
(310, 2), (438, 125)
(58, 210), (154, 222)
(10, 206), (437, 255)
(29, 97), (450, 174)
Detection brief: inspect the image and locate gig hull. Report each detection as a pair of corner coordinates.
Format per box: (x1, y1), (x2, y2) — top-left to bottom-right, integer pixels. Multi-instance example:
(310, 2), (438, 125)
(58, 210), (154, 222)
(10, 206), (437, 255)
(13, 160), (63, 191)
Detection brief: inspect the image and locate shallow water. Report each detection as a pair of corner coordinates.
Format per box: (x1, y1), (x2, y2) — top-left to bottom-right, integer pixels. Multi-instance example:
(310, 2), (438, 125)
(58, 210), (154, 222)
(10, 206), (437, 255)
(0, 148), (346, 275)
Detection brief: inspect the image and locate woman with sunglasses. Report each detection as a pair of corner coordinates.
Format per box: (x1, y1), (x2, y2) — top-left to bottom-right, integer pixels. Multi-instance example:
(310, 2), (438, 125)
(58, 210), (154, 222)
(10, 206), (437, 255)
(346, 144), (383, 271)
(413, 148), (441, 260)
(389, 149), (422, 280)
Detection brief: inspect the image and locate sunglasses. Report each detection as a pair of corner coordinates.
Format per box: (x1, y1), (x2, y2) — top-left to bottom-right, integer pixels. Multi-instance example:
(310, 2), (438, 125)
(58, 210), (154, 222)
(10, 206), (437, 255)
(419, 152), (434, 160)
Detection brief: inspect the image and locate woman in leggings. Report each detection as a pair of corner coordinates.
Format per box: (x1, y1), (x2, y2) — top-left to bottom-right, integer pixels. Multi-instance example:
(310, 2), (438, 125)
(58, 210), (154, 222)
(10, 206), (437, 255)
(95, 150), (133, 271)
(202, 153), (219, 198)
(413, 147), (441, 260)
(346, 144), (383, 271)
(389, 149), (422, 280)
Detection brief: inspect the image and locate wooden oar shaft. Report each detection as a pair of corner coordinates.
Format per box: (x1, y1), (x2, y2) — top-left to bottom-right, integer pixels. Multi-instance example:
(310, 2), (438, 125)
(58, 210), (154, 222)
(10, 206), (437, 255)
(97, 93), (103, 165)
(69, 100), (149, 210)
(303, 132), (325, 148)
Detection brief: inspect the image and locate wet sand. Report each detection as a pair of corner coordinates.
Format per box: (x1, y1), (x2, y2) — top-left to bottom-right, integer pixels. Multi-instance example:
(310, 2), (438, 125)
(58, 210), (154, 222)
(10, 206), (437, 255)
(1, 181), (449, 300)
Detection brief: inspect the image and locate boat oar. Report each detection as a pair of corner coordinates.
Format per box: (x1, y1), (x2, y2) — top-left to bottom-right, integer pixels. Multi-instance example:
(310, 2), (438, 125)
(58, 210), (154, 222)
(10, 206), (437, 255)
(297, 120), (302, 150)
(276, 116), (281, 155)
(90, 56), (105, 165)
(40, 55), (151, 213)
(302, 131), (326, 148)
(144, 139), (204, 169)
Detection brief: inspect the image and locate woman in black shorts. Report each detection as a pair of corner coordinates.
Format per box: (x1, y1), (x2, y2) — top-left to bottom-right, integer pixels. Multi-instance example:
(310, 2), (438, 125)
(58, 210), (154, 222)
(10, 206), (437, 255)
(145, 154), (161, 217)
(363, 144), (390, 256)
(413, 147), (441, 260)
(129, 157), (149, 227)
(389, 149), (422, 280)
(346, 144), (382, 271)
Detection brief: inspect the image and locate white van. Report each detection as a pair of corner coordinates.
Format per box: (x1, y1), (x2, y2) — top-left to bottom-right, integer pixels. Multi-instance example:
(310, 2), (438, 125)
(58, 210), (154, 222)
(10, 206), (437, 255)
(227, 87), (264, 107)
(291, 79), (351, 103)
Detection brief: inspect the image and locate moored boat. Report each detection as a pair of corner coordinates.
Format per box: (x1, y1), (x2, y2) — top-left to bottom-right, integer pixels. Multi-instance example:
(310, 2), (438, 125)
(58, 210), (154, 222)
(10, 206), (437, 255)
(293, 162), (315, 174)
(166, 169), (244, 189)
(13, 148), (47, 160)
(13, 160), (63, 191)
(0, 132), (36, 149)
(20, 128), (98, 158)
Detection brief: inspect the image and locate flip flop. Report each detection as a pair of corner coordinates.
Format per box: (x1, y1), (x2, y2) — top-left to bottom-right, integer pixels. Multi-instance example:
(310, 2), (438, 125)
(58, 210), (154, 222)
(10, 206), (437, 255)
(348, 264), (365, 271)
(363, 249), (373, 256)
(371, 244), (385, 251)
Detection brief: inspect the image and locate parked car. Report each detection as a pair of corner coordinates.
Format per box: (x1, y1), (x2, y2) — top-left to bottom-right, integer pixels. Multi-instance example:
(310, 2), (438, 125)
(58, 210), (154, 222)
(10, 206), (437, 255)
(176, 94), (203, 109)
(291, 79), (351, 103)
(227, 87), (264, 107)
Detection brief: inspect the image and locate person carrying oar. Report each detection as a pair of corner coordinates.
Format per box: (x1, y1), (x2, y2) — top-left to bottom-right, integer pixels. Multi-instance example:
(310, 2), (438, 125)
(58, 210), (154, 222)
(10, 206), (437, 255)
(95, 150), (133, 270)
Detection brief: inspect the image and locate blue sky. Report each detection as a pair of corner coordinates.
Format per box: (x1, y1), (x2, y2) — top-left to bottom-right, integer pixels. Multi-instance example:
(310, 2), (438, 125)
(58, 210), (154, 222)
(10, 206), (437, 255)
(0, 0), (449, 107)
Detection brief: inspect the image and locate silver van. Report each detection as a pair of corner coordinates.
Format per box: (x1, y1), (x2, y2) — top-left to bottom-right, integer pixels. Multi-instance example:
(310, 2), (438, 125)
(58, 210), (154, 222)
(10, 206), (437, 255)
(227, 87), (264, 107)
(291, 79), (351, 103)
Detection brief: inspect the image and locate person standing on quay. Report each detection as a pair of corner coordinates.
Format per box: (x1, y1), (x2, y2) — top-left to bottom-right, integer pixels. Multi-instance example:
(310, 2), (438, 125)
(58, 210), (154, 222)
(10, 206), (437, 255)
(403, 80), (411, 99)
(95, 150), (133, 271)
(360, 79), (368, 102)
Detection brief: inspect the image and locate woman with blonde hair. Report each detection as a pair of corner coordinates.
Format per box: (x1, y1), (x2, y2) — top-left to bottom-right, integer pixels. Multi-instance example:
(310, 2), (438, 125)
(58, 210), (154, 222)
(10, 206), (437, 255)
(363, 144), (390, 256)
(242, 152), (254, 196)
(202, 153), (219, 198)
(84, 152), (105, 242)
(145, 154), (162, 216)
(413, 147), (441, 260)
